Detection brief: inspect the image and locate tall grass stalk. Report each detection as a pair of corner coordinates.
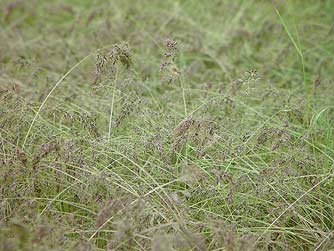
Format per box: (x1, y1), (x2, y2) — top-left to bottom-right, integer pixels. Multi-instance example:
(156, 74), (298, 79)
(276, 9), (309, 121)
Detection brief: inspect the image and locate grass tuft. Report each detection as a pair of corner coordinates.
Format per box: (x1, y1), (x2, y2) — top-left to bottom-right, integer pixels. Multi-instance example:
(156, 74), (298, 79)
(1, 0), (334, 250)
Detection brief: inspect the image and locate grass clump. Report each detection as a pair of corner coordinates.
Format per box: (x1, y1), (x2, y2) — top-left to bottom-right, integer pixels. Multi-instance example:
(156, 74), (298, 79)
(1, 0), (334, 250)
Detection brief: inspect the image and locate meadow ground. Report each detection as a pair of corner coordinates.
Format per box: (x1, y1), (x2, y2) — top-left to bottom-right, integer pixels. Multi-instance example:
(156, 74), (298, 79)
(1, 0), (334, 250)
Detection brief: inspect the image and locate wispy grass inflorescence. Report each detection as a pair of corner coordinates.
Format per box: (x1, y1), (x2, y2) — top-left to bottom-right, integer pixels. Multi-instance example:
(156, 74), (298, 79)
(94, 42), (132, 85)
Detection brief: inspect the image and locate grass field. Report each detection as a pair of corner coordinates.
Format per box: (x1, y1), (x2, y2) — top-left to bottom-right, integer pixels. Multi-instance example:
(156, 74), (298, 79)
(1, 0), (334, 250)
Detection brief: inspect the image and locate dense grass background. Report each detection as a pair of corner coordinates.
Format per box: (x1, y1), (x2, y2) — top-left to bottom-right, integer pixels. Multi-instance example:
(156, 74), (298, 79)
(1, 0), (334, 250)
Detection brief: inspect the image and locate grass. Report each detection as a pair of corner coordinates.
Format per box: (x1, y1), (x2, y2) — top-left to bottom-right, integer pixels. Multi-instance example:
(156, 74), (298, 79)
(1, 0), (334, 250)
